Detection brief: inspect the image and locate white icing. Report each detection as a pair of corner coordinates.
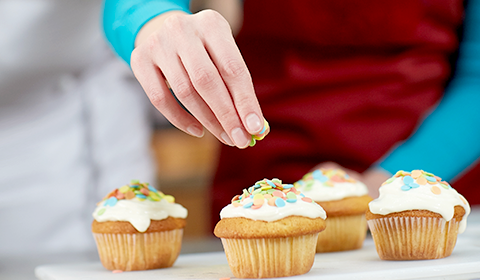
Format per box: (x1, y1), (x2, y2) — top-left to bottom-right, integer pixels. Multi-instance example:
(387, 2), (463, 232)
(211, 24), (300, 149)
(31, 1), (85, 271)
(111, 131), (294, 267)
(369, 176), (470, 233)
(220, 196), (326, 222)
(297, 180), (368, 201)
(92, 199), (188, 232)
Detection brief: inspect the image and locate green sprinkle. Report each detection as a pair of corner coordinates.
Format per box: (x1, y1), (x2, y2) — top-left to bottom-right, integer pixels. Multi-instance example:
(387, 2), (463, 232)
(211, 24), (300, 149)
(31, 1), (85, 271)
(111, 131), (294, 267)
(130, 179), (140, 184)
(97, 208), (106, 216)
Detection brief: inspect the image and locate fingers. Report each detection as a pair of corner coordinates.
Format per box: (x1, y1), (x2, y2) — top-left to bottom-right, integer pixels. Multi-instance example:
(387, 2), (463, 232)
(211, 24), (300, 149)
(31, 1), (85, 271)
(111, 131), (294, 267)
(200, 11), (263, 135)
(131, 49), (207, 139)
(156, 50), (236, 146)
(132, 10), (265, 148)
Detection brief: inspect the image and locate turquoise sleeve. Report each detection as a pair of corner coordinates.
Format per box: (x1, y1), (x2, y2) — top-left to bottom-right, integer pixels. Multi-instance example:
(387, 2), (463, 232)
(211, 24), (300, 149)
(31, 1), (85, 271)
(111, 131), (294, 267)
(102, 0), (191, 64)
(378, 1), (480, 180)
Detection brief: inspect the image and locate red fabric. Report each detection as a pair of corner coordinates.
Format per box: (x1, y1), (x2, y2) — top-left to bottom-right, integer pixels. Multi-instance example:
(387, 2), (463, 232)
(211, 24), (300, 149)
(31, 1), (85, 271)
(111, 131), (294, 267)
(210, 0), (476, 227)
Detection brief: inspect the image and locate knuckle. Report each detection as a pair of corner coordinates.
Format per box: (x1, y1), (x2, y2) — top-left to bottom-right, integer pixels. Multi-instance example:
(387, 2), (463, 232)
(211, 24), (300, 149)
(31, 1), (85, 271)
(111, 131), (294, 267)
(148, 90), (167, 108)
(191, 68), (216, 89)
(221, 59), (247, 79)
(163, 13), (187, 33)
(172, 80), (193, 100)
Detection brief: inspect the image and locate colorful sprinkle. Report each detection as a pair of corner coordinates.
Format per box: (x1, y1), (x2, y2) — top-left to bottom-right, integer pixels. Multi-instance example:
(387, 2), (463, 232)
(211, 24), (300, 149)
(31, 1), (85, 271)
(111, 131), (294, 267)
(301, 197), (312, 203)
(411, 170), (422, 179)
(416, 177), (427, 185)
(104, 197), (118, 207)
(275, 198), (286, 207)
(97, 208), (106, 216)
(243, 201), (253, 208)
(431, 186), (441, 195)
(99, 181), (178, 206)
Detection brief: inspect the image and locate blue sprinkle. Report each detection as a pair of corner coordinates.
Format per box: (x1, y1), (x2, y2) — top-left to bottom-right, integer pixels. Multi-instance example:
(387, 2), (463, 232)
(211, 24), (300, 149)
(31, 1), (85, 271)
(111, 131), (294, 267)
(312, 170), (328, 182)
(409, 183), (420, 188)
(250, 195), (254, 199)
(403, 176), (414, 184)
(254, 183), (261, 189)
(401, 185), (411, 191)
(275, 198), (286, 207)
(283, 184), (294, 189)
(296, 180), (305, 186)
(259, 125), (267, 134)
(148, 186), (157, 192)
(243, 202), (253, 208)
(136, 194), (147, 199)
(426, 176), (436, 182)
(104, 197), (118, 207)
(267, 180), (276, 188)
(286, 198), (297, 203)
(300, 193), (305, 197)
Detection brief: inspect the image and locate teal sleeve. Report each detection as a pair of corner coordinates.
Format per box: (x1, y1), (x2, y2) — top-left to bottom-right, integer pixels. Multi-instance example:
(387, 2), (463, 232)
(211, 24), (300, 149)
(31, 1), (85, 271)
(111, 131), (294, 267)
(378, 1), (480, 180)
(102, 0), (191, 65)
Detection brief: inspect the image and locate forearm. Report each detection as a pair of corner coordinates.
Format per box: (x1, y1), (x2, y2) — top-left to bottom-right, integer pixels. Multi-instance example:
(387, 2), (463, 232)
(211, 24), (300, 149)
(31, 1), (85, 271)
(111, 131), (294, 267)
(378, 0), (480, 180)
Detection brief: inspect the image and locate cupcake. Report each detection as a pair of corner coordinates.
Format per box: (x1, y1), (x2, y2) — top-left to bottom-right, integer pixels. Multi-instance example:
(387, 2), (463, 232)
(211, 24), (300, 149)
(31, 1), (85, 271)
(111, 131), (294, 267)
(214, 178), (326, 279)
(367, 170), (470, 260)
(91, 180), (188, 271)
(295, 168), (372, 252)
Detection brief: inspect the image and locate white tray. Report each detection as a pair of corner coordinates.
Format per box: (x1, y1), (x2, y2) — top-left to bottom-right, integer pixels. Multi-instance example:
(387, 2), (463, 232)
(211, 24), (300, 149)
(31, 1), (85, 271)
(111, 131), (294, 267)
(35, 236), (480, 280)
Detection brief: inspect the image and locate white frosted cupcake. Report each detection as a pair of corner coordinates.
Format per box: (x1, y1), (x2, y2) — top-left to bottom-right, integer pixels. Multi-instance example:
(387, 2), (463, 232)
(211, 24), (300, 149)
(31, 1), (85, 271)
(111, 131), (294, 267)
(92, 180), (188, 271)
(367, 170), (470, 260)
(214, 178), (326, 278)
(295, 168), (372, 252)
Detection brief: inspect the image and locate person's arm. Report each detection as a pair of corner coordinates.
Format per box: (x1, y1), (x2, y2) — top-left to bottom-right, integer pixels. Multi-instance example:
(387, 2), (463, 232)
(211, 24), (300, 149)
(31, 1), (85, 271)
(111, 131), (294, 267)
(102, 0), (263, 149)
(376, 0), (480, 181)
(103, 0), (190, 64)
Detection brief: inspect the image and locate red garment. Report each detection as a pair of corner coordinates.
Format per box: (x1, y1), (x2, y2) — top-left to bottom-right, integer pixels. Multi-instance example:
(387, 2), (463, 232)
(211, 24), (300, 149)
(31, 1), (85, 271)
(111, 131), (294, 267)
(211, 0), (477, 227)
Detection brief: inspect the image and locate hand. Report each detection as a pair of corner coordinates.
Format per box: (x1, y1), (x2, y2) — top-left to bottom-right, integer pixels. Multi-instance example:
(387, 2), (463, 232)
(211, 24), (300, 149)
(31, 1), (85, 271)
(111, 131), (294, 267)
(131, 9), (264, 149)
(312, 162), (391, 198)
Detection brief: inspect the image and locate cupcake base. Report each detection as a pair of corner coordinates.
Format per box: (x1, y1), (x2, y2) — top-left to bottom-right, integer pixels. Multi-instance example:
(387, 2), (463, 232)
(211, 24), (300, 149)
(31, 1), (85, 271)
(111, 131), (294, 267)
(316, 214), (367, 252)
(220, 233), (318, 278)
(367, 216), (459, 260)
(93, 229), (183, 271)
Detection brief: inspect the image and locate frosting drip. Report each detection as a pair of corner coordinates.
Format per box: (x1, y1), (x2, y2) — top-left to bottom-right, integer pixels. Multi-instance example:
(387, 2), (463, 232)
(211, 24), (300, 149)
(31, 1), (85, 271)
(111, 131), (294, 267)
(92, 180), (187, 232)
(93, 199), (187, 232)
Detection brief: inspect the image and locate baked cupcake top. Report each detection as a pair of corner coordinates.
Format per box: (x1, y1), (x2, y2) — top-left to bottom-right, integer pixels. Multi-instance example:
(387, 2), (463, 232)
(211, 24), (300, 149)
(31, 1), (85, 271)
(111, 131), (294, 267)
(294, 168), (368, 201)
(369, 170), (470, 233)
(220, 178), (326, 221)
(92, 180), (187, 232)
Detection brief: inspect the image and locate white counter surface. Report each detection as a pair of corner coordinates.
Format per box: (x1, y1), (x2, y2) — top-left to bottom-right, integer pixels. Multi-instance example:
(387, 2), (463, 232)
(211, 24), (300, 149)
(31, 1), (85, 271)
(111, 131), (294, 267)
(34, 207), (480, 280)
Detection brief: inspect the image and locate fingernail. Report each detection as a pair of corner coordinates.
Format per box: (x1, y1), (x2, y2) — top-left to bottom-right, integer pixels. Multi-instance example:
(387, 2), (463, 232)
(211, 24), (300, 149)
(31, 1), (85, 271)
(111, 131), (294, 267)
(245, 113), (262, 133)
(221, 132), (234, 146)
(187, 125), (204, 137)
(231, 127), (249, 148)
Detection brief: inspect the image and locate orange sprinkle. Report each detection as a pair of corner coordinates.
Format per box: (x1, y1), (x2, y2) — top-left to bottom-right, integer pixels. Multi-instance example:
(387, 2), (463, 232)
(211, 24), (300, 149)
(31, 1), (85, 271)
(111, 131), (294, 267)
(232, 202), (242, 207)
(301, 197), (312, 203)
(411, 170), (422, 179)
(231, 195), (240, 203)
(251, 204), (262, 209)
(272, 190), (284, 197)
(416, 177), (427, 185)
(125, 191), (136, 200)
(264, 194), (273, 199)
(253, 198), (264, 206)
(268, 197), (276, 206)
(431, 186), (441, 195)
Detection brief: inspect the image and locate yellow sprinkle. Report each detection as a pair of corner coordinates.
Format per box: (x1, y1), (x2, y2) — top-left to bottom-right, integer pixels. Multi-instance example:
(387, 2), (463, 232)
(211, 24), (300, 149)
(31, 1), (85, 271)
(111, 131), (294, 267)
(150, 192), (161, 201)
(164, 195), (175, 203)
(119, 185), (130, 193)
